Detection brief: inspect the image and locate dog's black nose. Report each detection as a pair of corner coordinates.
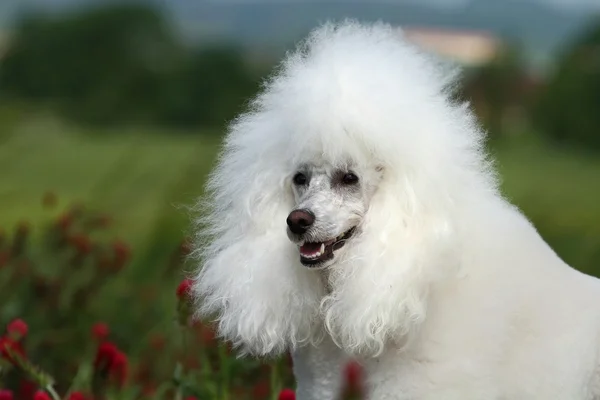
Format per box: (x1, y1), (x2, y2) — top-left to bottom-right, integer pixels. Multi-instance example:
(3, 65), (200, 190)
(287, 209), (315, 234)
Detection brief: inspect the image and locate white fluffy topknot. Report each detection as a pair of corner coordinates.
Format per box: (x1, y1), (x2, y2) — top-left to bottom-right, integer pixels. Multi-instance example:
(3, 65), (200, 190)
(190, 20), (499, 357)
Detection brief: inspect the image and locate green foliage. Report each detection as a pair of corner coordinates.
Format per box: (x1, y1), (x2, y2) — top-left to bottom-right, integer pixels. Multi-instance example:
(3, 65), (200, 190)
(461, 44), (531, 139)
(533, 17), (600, 150)
(156, 46), (263, 128)
(0, 4), (266, 129)
(0, 5), (173, 123)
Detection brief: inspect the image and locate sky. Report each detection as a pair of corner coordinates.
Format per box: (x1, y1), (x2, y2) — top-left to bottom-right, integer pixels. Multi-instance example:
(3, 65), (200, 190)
(0, 0), (599, 30)
(170, 0), (599, 10)
(0, 0), (600, 12)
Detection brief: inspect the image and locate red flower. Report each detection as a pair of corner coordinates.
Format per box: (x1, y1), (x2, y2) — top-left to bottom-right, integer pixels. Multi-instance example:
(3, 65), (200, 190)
(177, 279), (194, 327)
(0, 390), (14, 400)
(91, 322), (109, 341)
(6, 318), (28, 339)
(18, 380), (37, 400)
(110, 350), (129, 386)
(278, 389), (296, 400)
(33, 391), (51, 400)
(176, 279), (193, 299)
(67, 391), (87, 400)
(94, 342), (118, 370)
(0, 336), (26, 363)
(93, 342), (128, 387)
(343, 360), (364, 394)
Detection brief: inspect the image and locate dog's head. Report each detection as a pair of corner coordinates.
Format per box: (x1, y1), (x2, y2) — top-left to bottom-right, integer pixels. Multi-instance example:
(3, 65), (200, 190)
(286, 161), (384, 269)
(191, 20), (498, 357)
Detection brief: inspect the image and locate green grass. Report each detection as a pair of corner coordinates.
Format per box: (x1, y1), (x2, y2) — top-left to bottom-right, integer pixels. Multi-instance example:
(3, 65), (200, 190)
(495, 133), (600, 224)
(0, 118), (221, 264)
(493, 133), (600, 275)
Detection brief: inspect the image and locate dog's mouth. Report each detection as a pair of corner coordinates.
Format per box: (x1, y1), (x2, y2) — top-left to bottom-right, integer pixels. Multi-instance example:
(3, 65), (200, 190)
(298, 227), (356, 266)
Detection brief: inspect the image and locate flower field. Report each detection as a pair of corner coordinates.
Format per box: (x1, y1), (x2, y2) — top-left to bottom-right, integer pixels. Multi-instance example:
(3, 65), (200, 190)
(0, 198), (365, 399)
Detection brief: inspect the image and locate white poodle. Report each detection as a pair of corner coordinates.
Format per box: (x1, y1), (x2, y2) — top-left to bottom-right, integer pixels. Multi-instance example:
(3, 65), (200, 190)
(191, 21), (600, 399)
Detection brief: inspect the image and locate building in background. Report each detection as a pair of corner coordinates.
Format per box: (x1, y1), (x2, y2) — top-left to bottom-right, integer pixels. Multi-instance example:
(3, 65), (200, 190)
(402, 26), (541, 136)
(403, 26), (503, 68)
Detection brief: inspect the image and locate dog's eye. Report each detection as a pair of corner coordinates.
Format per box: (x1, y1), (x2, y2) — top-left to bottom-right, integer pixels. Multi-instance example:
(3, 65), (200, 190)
(293, 173), (307, 185)
(342, 172), (359, 185)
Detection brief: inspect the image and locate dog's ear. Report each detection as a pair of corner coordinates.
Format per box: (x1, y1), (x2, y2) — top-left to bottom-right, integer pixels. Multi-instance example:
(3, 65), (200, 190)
(190, 116), (324, 357)
(323, 173), (459, 356)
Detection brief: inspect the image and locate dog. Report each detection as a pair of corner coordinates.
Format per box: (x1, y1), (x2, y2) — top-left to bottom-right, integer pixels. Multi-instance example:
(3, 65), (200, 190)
(190, 20), (600, 399)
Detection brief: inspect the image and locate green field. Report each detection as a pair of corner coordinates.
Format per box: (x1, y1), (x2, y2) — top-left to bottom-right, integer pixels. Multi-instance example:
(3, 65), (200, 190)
(1, 119), (600, 276)
(0, 119), (219, 273)
(493, 134), (600, 275)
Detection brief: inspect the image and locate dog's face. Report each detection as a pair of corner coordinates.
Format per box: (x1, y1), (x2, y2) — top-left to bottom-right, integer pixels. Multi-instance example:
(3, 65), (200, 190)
(287, 161), (384, 269)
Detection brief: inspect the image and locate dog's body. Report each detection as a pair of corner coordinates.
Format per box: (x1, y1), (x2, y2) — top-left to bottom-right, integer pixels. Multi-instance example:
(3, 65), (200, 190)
(191, 21), (600, 399)
(293, 199), (600, 399)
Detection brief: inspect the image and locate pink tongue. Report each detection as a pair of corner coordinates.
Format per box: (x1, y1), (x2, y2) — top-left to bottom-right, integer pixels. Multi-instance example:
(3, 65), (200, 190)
(301, 242), (321, 253)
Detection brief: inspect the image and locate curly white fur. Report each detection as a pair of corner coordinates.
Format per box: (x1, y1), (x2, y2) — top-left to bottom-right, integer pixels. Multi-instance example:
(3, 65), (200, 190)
(192, 21), (600, 399)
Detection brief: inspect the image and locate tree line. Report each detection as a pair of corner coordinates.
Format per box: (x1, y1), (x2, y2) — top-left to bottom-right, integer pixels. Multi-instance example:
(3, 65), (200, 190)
(0, 4), (266, 129)
(462, 15), (600, 150)
(0, 4), (598, 150)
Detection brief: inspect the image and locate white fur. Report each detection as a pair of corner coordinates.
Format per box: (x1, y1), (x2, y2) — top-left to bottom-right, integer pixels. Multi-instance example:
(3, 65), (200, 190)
(191, 20), (600, 399)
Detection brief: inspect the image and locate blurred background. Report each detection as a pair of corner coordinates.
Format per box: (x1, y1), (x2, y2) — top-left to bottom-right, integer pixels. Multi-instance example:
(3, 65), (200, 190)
(0, 0), (599, 399)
